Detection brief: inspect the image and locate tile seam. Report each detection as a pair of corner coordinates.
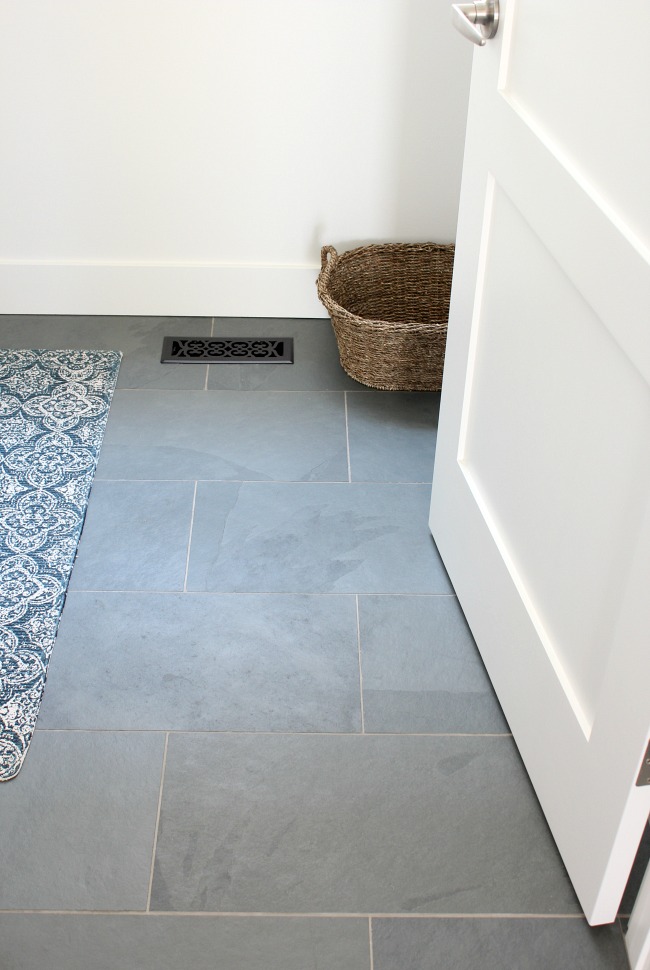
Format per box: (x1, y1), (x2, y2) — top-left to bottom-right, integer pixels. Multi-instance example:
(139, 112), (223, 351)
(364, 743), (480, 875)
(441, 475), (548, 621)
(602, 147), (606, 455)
(104, 388), (370, 394)
(32, 728), (514, 738)
(145, 732), (169, 913)
(94, 480), (432, 486)
(64, 590), (457, 598)
(0, 910), (586, 919)
(182, 482), (198, 593)
(356, 595), (365, 734)
(91, 479), (432, 485)
(344, 391), (352, 483)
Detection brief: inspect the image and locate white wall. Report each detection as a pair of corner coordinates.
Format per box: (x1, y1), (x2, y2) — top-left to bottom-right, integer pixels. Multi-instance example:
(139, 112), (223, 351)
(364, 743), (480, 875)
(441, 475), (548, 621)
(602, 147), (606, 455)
(0, 0), (472, 316)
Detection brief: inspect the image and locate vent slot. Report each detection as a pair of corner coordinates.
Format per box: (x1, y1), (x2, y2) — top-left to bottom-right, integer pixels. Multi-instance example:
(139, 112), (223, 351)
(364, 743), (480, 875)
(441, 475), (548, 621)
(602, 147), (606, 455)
(161, 337), (294, 364)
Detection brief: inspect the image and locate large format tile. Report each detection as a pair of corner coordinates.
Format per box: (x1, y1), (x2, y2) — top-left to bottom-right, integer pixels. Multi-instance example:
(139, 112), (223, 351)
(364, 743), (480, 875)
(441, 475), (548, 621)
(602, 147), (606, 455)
(186, 483), (452, 593)
(97, 390), (348, 482)
(347, 392), (440, 482)
(0, 315), (212, 389)
(0, 915), (369, 970)
(360, 596), (508, 734)
(39, 592), (361, 732)
(0, 731), (164, 911)
(150, 734), (579, 914)
(206, 318), (363, 391)
(69, 481), (194, 591)
(371, 917), (629, 970)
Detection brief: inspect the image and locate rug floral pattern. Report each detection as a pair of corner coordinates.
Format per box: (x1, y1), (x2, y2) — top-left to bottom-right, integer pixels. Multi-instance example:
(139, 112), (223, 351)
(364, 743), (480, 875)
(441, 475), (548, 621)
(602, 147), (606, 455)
(0, 350), (120, 780)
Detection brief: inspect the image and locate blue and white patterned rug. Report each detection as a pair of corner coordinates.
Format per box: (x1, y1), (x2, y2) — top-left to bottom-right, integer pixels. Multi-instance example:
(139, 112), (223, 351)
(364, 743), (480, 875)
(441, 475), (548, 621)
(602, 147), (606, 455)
(0, 349), (121, 781)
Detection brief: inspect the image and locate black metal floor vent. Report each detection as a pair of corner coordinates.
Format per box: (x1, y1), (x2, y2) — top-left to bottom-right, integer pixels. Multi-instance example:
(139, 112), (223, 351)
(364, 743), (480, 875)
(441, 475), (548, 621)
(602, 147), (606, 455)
(161, 337), (294, 364)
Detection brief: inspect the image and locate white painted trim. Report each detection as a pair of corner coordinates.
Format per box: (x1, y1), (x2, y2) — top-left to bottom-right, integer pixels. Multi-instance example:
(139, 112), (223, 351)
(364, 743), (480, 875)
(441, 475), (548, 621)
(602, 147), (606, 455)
(0, 262), (328, 318)
(627, 861), (650, 970)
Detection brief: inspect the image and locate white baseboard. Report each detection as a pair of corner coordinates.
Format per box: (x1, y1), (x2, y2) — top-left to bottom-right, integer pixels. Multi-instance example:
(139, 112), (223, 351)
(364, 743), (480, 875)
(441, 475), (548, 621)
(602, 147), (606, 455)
(0, 261), (329, 318)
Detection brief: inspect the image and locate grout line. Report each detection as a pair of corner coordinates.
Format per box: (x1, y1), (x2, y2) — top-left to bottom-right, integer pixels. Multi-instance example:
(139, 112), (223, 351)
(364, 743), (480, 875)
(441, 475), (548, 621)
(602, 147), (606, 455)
(34, 728), (513, 738)
(356, 595), (365, 734)
(66, 590), (457, 598)
(93, 477), (431, 485)
(182, 482), (198, 593)
(344, 391), (352, 483)
(368, 916), (375, 970)
(146, 733), (169, 913)
(0, 910), (587, 919)
(103, 387), (375, 396)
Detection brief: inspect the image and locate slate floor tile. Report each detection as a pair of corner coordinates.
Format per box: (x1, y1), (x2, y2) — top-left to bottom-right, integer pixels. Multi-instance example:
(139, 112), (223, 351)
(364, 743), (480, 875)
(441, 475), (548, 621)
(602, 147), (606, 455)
(38, 592), (361, 732)
(0, 315), (212, 389)
(186, 483), (452, 593)
(359, 595), (508, 734)
(69, 481), (194, 591)
(150, 734), (579, 914)
(0, 313), (613, 970)
(620, 821), (650, 915)
(0, 731), (164, 911)
(371, 917), (629, 970)
(206, 318), (364, 391)
(97, 390), (348, 482)
(0, 915), (370, 970)
(347, 392), (440, 482)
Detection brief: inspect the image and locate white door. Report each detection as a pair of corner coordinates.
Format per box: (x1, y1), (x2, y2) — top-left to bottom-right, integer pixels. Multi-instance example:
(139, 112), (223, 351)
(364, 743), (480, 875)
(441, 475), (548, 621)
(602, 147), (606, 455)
(430, 0), (650, 927)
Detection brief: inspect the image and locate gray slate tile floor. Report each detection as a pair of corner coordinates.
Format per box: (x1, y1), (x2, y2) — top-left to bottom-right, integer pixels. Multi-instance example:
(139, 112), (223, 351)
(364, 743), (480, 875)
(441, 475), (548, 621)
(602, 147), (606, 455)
(0, 316), (633, 968)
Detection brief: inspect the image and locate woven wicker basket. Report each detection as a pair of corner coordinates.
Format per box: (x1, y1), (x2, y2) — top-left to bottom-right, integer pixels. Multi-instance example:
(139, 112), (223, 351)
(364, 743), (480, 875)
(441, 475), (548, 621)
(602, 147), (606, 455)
(316, 242), (454, 391)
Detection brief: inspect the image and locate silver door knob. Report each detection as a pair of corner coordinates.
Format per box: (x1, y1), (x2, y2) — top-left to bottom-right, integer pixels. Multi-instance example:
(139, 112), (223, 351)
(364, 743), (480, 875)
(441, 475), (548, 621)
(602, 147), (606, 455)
(451, 0), (499, 46)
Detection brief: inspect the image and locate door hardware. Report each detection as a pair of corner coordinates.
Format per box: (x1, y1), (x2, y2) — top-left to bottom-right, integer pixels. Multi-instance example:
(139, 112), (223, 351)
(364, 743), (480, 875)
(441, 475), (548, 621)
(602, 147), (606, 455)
(451, 0), (499, 45)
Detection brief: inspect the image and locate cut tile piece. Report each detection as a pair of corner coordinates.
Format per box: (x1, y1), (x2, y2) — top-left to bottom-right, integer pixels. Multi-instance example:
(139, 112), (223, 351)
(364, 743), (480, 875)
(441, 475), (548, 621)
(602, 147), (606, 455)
(0, 731), (164, 910)
(97, 390), (348, 482)
(206, 318), (364, 391)
(620, 820), (650, 915)
(0, 315), (212, 389)
(359, 595), (508, 734)
(150, 734), (579, 914)
(69, 481), (194, 591)
(186, 483), (452, 594)
(371, 917), (629, 970)
(39, 592), (361, 732)
(0, 915), (370, 970)
(347, 392), (440, 482)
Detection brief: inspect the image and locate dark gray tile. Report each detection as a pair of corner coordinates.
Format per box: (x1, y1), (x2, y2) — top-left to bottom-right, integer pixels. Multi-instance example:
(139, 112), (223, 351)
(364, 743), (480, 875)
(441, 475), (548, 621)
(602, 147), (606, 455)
(0, 731), (164, 910)
(150, 734), (579, 914)
(39, 592), (361, 732)
(347, 392), (439, 482)
(0, 315), (212, 389)
(186, 483), (452, 593)
(360, 596), (508, 734)
(620, 821), (650, 915)
(97, 390), (348, 482)
(371, 917), (629, 970)
(69, 481), (194, 591)
(0, 915), (369, 970)
(206, 318), (364, 391)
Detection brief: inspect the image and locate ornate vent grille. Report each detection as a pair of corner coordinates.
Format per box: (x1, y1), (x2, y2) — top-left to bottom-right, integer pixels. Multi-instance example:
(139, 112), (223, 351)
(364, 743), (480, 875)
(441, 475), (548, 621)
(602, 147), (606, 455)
(161, 337), (294, 364)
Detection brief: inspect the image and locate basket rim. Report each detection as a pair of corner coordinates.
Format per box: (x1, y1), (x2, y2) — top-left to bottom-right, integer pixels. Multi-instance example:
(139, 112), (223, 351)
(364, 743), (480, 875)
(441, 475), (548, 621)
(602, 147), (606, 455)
(317, 241), (454, 331)
(325, 240), (454, 257)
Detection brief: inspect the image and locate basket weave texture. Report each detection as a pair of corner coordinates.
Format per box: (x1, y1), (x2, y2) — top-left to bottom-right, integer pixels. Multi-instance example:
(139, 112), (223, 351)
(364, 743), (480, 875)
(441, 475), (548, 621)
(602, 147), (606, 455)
(316, 242), (454, 391)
